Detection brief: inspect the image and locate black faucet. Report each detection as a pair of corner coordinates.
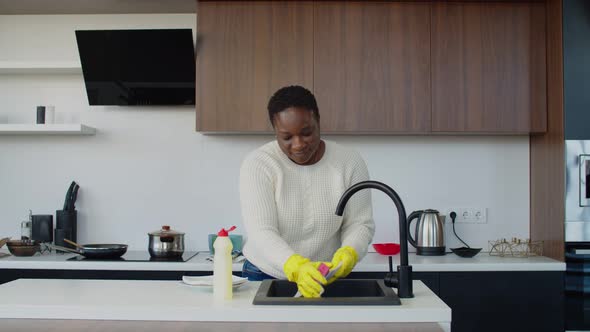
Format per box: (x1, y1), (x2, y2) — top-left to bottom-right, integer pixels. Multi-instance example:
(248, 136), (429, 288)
(335, 180), (414, 298)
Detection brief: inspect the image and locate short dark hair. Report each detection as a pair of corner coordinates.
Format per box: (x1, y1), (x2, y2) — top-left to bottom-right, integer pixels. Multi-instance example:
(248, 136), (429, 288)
(267, 85), (320, 127)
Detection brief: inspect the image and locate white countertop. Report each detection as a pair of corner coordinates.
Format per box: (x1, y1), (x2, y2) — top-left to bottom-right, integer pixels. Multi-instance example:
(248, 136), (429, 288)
(0, 250), (564, 272)
(0, 278), (450, 324)
(355, 251), (565, 272)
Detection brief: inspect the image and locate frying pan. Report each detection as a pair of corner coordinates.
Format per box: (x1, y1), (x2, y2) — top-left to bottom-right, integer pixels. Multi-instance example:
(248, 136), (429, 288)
(53, 240), (128, 259)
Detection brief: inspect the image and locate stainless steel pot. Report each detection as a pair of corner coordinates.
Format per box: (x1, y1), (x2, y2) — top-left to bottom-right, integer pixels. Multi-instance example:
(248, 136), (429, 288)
(148, 225), (185, 258)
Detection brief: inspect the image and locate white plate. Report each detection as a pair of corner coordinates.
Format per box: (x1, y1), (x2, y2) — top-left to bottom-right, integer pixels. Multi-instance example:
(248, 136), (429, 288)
(179, 281), (248, 290)
(182, 275), (248, 287)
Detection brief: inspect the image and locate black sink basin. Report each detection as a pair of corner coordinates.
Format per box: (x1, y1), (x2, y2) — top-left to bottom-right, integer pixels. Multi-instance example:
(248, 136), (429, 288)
(253, 279), (401, 305)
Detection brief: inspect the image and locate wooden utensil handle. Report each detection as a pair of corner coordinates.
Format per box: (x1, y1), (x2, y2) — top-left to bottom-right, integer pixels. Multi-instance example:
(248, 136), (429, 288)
(63, 238), (84, 249)
(51, 244), (82, 255)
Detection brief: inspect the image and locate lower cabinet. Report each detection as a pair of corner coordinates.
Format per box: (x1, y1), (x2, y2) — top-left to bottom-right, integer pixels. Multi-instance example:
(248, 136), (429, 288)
(438, 271), (564, 332)
(0, 269), (563, 332)
(412, 272), (439, 295)
(349, 270), (563, 332)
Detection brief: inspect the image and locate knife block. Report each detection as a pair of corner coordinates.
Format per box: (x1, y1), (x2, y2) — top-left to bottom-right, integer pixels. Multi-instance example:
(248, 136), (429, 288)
(54, 228), (72, 250)
(56, 210), (77, 246)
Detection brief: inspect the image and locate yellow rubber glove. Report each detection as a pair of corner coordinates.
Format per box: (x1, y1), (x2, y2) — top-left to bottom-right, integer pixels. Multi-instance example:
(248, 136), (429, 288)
(328, 246), (359, 283)
(283, 254), (329, 298)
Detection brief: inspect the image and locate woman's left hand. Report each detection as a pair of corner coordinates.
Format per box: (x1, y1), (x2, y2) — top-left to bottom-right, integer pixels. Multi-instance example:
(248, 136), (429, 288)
(328, 246), (358, 283)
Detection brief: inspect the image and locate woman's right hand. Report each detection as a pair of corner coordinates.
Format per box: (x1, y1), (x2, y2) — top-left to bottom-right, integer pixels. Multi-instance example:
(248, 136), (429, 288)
(283, 254), (328, 298)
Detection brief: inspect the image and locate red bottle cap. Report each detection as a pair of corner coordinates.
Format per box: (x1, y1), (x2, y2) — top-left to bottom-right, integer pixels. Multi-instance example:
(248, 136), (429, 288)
(217, 226), (236, 237)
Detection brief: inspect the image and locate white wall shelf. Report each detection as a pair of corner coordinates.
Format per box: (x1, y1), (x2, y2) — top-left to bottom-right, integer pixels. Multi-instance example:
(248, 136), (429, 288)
(0, 124), (96, 135)
(0, 61), (82, 74)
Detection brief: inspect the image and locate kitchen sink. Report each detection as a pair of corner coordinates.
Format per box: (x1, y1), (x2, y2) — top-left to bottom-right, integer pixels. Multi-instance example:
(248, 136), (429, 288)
(252, 279), (401, 305)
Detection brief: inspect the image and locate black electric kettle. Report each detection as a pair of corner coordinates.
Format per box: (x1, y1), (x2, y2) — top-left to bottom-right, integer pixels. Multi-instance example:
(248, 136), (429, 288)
(407, 209), (446, 256)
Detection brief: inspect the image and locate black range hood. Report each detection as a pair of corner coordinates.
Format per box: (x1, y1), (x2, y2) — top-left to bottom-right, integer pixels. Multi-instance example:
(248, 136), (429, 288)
(75, 29), (195, 106)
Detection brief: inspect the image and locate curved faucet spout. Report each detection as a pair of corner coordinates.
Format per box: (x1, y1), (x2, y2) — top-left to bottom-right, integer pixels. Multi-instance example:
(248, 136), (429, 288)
(335, 180), (414, 298)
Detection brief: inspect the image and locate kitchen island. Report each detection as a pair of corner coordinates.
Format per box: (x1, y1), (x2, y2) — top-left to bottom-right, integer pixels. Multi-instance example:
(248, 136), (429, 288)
(0, 278), (451, 332)
(0, 251), (564, 332)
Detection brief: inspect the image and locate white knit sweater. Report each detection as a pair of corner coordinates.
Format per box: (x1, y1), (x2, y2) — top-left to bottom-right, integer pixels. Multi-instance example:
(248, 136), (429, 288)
(239, 140), (375, 278)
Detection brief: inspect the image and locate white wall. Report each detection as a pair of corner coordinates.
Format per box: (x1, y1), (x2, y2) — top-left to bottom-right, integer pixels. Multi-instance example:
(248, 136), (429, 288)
(0, 14), (530, 252)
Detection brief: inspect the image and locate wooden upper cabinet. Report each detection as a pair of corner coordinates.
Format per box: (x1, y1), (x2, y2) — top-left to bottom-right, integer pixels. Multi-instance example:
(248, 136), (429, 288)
(197, 1), (548, 134)
(196, 1), (313, 132)
(431, 2), (547, 133)
(314, 2), (431, 133)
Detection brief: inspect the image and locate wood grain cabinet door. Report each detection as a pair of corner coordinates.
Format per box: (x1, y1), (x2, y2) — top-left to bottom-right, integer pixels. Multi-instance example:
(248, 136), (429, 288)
(431, 2), (547, 133)
(314, 2), (431, 134)
(196, 1), (313, 133)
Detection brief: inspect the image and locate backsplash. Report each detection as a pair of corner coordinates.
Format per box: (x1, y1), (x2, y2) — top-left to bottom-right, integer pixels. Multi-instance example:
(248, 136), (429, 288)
(0, 14), (529, 252)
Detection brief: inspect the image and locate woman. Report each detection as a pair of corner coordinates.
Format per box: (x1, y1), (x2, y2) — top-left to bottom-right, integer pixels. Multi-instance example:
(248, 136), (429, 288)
(239, 86), (375, 298)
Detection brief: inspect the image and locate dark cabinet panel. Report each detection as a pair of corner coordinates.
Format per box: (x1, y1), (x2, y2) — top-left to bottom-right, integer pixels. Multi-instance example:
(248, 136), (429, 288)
(564, 0), (590, 139)
(431, 2), (546, 133)
(314, 2), (431, 133)
(196, 1), (313, 132)
(412, 272), (439, 294)
(439, 271), (564, 332)
(0, 269), (212, 285)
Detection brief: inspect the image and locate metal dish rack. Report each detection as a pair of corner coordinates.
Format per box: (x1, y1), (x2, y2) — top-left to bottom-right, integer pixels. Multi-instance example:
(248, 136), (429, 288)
(488, 238), (543, 257)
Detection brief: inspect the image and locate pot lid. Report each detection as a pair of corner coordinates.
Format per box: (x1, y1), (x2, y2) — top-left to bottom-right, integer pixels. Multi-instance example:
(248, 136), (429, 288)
(149, 225), (185, 236)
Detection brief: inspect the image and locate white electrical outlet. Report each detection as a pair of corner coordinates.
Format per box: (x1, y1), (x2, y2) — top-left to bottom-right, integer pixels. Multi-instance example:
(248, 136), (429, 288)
(445, 208), (487, 224)
(473, 208), (487, 223)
